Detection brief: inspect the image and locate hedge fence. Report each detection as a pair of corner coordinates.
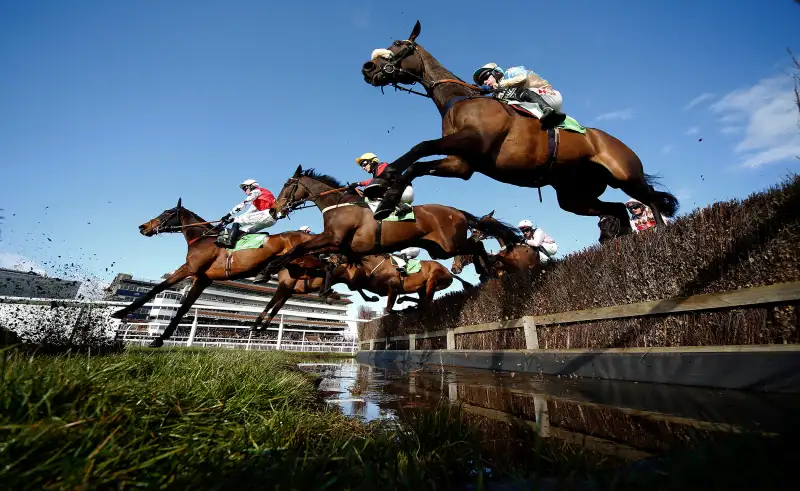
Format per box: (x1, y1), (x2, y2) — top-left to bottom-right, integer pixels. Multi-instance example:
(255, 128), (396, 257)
(360, 175), (800, 350)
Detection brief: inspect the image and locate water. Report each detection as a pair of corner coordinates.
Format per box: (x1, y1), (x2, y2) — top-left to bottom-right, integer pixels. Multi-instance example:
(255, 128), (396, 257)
(298, 358), (800, 463)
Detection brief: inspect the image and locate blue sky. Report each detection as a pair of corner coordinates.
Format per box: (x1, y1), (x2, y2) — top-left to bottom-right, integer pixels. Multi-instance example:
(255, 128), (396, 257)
(1, 1), (798, 316)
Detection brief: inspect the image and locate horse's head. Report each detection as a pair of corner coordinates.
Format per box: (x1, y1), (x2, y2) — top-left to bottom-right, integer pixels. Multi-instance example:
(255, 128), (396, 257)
(139, 198), (184, 237)
(272, 165), (348, 218)
(361, 21), (424, 87)
(598, 215), (621, 244)
(450, 254), (474, 274)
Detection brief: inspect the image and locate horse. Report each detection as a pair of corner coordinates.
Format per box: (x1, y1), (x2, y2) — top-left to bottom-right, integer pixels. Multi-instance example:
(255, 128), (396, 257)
(251, 252), (473, 328)
(598, 215), (623, 244)
(451, 211), (541, 277)
(359, 21), (679, 237)
(251, 165), (517, 283)
(109, 199), (320, 348)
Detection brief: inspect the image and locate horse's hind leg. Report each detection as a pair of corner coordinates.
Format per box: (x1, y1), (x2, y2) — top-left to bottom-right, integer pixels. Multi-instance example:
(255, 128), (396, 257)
(552, 179), (632, 236)
(585, 129), (679, 224)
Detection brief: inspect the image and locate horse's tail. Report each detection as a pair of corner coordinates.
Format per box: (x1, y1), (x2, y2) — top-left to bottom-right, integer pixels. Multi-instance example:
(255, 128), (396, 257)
(644, 174), (680, 217)
(461, 209), (522, 243)
(451, 273), (474, 290)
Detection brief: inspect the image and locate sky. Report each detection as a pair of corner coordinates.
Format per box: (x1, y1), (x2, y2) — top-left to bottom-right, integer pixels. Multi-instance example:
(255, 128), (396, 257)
(1, 0), (799, 319)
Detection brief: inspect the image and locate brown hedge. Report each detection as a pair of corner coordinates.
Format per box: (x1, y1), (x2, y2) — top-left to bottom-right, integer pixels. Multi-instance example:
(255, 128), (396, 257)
(361, 175), (800, 346)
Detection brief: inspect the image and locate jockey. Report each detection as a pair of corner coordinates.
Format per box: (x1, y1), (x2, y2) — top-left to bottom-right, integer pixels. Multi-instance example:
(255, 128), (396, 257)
(215, 179), (276, 248)
(391, 246), (421, 275)
(473, 63), (567, 129)
(518, 219), (558, 264)
(626, 199), (669, 232)
(354, 152), (415, 215)
(298, 225), (312, 234)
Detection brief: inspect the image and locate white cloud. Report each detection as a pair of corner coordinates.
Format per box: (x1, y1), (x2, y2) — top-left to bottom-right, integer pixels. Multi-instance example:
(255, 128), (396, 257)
(591, 108), (635, 123)
(0, 252), (46, 275)
(710, 75), (800, 168)
(684, 93), (715, 110)
(661, 144), (674, 155)
(686, 126), (700, 136)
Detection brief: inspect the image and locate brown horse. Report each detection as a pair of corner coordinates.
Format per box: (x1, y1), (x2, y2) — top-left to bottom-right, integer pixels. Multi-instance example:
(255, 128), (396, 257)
(251, 252), (473, 329)
(110, 199), (319, 348)
(251, 165), (516, 283)
(360, 21), (679, 236)
(451, 211), (541, 277)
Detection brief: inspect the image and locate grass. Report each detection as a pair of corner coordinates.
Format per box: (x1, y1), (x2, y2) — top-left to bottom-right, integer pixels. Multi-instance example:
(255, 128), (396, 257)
(0, 347), (492, 490)
(1, 346), (795, 490)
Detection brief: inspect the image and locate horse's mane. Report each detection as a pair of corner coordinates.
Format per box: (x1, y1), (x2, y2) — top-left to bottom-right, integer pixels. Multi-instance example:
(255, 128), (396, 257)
(169, 206), (207, 225)
(301, 168), (345, 189)
(484, 216), (524, 244)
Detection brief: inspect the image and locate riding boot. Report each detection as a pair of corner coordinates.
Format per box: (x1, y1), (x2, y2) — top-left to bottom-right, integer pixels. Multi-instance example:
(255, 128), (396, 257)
(373, 185), (403, 220)
(395, 202), (412, 215)
(518, 89), (567, 129)
(252, 265), (272, 283)
(215, 223), (241, 248)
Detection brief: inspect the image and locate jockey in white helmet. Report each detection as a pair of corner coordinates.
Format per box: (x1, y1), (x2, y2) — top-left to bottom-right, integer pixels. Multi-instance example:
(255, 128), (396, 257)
(352, 152), (414, 215)
(215, 179), (277, 248)
(298, 225), (312, 234)
(473, 63), (567, 129)
(518, 219), (558, 263)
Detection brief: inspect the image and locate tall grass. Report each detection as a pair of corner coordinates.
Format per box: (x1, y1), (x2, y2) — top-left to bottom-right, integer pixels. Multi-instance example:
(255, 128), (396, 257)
(0, 347), (488, 490)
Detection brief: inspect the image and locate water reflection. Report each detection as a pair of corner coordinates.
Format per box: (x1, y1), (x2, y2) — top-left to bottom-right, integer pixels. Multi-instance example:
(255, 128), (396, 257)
(298, 358), (800, 462)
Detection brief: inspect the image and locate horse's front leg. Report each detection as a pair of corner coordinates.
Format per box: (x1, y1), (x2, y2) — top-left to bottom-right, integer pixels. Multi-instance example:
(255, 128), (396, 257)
(149, 275), (212, 348)
(111, 264), (192, 319)
(373, 131), (486, 220)
(253, 233), (341, 283)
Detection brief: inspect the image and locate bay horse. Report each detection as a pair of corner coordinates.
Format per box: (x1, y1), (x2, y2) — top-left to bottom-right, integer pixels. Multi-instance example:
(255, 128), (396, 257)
(451, 211), (541, 277)
(251, 165), (516, 283)
(110, 199), (320, 348)
(360, 21), (679, 236)
(251, 252), (473, 329)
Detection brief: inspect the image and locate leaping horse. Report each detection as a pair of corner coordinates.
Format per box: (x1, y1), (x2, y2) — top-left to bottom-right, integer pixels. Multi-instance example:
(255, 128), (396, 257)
(110, 199), (320, 348)
(451, 211), (541, 277)
(360, 21), (678, 237)
(251, 252), (473, 329)
(250, 166), (516, 282)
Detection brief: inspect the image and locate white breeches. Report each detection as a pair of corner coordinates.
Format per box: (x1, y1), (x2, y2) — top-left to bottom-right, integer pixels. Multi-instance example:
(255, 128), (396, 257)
(533, 87), (563, 112)
(391, 247), (420, 269)
(538, 242), (558, 263)
(366, 185), (415, 212)
(233, 210), (276, 232)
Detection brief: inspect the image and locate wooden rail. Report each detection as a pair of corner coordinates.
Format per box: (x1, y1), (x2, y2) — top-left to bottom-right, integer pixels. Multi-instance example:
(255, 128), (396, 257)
(360, 281), (800, 350)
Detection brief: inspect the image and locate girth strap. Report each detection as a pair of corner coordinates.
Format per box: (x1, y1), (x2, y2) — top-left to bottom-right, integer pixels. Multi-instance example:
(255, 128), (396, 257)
(374, 220), (383, 249)
(225, 250), (234, 279)
(538, 127), (560, 202)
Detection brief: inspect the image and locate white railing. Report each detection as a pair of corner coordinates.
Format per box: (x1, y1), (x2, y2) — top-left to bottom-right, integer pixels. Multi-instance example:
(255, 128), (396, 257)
(1, 296), (364, 354)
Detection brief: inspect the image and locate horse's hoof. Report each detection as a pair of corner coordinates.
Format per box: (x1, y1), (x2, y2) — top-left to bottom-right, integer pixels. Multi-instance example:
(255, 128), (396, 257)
(149, 339), (164, 348)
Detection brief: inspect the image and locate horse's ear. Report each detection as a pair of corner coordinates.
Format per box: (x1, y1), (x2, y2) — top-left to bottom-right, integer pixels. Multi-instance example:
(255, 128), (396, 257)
(488, 209), (495, 218)
(409, 21), (421, 42)
(294, 164), (302, 176)
(177, 198), (182, 208)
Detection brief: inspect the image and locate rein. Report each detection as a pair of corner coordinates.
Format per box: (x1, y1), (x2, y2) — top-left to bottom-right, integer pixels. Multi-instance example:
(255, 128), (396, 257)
(380, 42), (488, 100)
(279, 178), (360, 217)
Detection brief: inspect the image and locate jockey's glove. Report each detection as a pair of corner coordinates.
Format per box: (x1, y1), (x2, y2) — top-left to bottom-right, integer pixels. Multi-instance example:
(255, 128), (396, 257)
(220, 213), (232, 223)
(346, 182), (360, 191)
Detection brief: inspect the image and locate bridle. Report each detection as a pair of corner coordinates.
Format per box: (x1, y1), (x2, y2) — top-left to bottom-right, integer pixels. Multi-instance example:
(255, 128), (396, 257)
(276, 176), (354, 218)
(377, 40), (485, 98)
(150, 206), (223, 244)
